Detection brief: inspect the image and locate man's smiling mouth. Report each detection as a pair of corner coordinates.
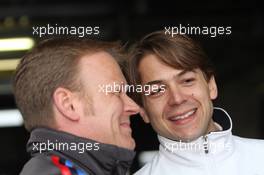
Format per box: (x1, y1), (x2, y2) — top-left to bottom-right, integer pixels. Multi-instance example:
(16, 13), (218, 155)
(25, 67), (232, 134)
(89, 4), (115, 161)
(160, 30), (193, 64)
(168, 108), (197, 124)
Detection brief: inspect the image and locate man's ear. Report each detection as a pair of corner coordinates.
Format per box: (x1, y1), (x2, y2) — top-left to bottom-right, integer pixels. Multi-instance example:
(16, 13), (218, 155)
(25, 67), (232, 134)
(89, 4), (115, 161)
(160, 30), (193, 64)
(139, 107), (150, 123)
(53, 87), (80, 121)
(208, 76), (218, 100)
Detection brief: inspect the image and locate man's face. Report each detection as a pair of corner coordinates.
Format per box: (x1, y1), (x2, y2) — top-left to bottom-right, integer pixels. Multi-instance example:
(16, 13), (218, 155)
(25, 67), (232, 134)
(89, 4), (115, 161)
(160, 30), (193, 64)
(77, 52), (139, 150)
(138, 54), (217, 142)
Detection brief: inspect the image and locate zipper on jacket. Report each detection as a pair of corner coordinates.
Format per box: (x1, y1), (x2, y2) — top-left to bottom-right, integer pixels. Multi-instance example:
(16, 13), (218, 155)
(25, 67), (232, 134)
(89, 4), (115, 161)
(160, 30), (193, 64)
(203, 135), (209, 154)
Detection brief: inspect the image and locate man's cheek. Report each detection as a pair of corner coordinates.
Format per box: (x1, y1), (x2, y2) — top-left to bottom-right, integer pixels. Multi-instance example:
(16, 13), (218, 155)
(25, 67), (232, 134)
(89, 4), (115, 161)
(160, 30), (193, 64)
(148, 100), (164, 114)
(188, 87), (205, 99)
(146, 106), (161, 120)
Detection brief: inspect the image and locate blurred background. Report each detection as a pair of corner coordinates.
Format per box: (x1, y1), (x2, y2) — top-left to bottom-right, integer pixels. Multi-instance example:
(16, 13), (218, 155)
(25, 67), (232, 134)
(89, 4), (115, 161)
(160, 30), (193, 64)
(0, 0), (263, 174)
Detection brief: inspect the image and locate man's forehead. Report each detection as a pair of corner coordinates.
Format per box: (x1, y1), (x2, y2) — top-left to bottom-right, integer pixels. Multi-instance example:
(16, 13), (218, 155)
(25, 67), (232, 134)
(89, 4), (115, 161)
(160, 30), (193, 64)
(79, 51), (116, 66)
(138, 54), (179, 77)
(141, 69), (198, 85)
(138, 54), (200, 82)
(78, 52), (126, 84)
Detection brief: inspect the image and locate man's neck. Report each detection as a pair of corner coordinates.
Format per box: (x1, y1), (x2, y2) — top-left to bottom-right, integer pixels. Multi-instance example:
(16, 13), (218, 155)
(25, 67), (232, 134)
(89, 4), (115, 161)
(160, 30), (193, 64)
(206, 119), (221, 134)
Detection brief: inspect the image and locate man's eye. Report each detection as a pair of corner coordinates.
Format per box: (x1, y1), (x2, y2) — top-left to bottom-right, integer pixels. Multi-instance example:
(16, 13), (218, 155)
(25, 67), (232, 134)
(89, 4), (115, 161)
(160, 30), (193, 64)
(183, 78), (195, 85)
(149, 88), (162, 96)
(148, 87), (166, 97)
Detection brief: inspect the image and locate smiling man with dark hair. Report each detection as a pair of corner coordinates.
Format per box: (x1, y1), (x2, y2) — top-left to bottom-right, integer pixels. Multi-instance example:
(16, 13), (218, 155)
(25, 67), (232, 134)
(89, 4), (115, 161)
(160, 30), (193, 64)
(128, 31), (264, 175)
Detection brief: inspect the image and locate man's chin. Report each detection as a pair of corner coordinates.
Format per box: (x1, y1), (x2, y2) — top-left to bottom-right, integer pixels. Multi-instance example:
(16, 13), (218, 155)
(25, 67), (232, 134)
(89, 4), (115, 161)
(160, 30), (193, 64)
(120, 137), (136, 150)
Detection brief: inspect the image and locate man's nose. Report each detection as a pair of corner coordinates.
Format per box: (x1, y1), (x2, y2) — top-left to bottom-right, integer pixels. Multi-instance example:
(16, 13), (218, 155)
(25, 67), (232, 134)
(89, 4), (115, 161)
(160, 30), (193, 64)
(168, 86), (187, 106)
(123, 94), (140, 116)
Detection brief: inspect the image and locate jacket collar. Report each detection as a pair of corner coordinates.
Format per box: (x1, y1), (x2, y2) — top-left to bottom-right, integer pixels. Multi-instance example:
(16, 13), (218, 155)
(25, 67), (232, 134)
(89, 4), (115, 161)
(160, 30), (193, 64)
(27, 127), (135, 175)
(158, 107), (235, 166)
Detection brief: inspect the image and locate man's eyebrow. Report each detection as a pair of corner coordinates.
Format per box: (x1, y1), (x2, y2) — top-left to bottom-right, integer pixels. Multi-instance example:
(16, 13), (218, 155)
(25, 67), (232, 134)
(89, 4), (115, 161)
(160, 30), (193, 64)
(177, 69), (196, 77)
(145, 80), (163, 86)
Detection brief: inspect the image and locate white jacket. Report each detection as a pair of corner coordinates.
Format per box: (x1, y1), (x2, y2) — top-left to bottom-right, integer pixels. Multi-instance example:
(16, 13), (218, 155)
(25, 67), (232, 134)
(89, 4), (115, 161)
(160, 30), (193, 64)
(135, 107), (264, 175)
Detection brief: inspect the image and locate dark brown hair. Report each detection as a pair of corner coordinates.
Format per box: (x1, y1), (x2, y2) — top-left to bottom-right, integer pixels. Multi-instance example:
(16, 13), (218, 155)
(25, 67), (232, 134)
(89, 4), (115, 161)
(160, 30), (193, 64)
(13, 38), (122, 131)
(128, 31), (215, 106)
